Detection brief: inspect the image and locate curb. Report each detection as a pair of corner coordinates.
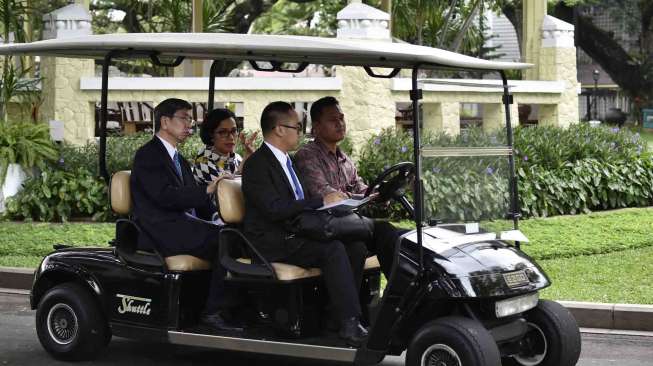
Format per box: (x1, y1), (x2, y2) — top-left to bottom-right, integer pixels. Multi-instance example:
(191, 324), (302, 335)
(0, 267), (34, 291)
(1, 266), (652, 332)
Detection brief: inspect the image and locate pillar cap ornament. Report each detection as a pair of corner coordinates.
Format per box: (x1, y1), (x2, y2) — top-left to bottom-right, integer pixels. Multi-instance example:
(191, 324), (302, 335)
(43, 4), (92, 40)
(541, 15), (574, 48)
(337, 3), (390, 41)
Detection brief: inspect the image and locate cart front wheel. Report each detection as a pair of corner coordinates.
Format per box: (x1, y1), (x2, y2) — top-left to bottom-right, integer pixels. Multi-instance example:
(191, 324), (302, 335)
(506, 300), (581, 366)
(36, 282), (109, 361)
(406, 316), (501, 366)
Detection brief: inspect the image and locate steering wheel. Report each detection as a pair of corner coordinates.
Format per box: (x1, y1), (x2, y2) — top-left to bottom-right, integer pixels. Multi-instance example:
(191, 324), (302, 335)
(364, 162), (415, 215)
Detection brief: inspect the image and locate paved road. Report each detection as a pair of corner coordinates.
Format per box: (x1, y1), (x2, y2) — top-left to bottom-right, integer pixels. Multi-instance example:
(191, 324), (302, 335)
(1, 292), (652, 366)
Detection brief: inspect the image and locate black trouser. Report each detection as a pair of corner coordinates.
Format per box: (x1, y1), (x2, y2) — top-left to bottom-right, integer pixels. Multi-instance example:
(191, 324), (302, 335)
(343, 240), (368, 293)
(192, 229), (240, 314)
(283, 238), (362, 321)
(367, 220), (407, 279)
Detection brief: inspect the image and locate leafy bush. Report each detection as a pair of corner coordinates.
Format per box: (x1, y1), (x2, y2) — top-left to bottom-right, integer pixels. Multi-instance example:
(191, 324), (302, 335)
(357, 125), (653, 220)
(4, 168), (110, 222)
(514, 124), (645, 169)
(0, 121), (58, 182)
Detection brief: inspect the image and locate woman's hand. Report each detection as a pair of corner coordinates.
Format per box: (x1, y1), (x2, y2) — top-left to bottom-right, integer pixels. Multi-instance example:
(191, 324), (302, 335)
(206, 173), (234, 194)
(239, 131), (259, 157)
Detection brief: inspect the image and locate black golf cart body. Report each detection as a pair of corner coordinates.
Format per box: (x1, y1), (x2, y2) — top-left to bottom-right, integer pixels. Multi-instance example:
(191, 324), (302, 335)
(0, 32), (581, 366)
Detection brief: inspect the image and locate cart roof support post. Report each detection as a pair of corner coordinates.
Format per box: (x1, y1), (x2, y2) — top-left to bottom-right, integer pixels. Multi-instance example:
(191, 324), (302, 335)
(208, 60), (220, 113)
(98, 51), (115, 184)
(500, 70), (521, 249)
(410, 66), (424, 270)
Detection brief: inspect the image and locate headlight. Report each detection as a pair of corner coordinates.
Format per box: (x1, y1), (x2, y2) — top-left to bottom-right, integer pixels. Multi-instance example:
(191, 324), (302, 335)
(495, 292), (539, 318)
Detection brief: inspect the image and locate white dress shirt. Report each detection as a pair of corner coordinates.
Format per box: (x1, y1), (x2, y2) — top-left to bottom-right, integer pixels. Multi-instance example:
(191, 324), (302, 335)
(264, 141), (304, 200)
(157, 135), (178, 163)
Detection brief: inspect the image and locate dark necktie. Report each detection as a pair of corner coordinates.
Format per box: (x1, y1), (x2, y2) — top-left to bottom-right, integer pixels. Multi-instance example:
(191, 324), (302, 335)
(173, 151), (183, 179)
(173, 151), (196, 217)
(285, 158), (304, 200)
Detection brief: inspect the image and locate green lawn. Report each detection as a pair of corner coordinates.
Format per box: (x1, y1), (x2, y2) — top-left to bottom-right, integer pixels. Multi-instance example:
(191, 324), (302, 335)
(2, 208), (653, 304)
(397, 207), (653, 260)
(0, 222), (113, 267)
(539, 246), (653, 304)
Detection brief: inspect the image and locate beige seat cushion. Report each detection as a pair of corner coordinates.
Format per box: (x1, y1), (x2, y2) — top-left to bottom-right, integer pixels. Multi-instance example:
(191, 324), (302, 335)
(165, 255), (211, 271)
(111, 171), (132, 215)
(217, 178), (245, 224)
(235, 255), (380, 281)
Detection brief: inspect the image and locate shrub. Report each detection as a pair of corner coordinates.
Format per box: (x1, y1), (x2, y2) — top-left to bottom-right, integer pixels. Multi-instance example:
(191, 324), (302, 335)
(5, 168), (110, 222)
(356, 125), (653, 220)
(514, 124), (645, 170)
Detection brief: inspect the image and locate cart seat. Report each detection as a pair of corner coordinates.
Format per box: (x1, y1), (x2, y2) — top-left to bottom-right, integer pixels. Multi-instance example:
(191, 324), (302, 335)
(217, 178), (381, 281)
(111, 170), (211, 271)
(235, 256), (380, 281)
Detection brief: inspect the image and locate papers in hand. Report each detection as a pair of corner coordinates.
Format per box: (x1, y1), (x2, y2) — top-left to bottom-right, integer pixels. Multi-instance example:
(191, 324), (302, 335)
(318, 196), (371, 211)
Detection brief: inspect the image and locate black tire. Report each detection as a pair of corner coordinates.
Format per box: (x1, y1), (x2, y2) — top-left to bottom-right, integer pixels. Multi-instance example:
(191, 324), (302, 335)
(35, 282), (109, 361)
(406, 316), (501, 366)
(505, 300), (581, 366)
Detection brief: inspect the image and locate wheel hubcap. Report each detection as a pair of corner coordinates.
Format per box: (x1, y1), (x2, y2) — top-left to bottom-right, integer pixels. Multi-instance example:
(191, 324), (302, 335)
(46, 303), (78, 345)
(421, 344), (462, 366)
(513, 322), (547, 365)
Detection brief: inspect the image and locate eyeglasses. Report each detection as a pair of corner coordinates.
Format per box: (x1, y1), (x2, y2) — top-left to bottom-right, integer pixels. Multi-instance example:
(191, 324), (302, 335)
(171, 114), (196, 127)
(279, 123), (303, 134)
(215, 128), (239, 138)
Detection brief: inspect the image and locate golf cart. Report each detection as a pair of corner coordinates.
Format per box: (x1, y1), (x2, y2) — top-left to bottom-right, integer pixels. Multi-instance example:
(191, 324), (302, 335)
(0, 32), (581, 366)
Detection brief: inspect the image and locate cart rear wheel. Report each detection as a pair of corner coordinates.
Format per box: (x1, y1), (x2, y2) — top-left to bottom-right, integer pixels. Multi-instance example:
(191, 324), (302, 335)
(406, 316), (501, 366)
(36, 282), (109, 361)
(505, 300), (581, 366)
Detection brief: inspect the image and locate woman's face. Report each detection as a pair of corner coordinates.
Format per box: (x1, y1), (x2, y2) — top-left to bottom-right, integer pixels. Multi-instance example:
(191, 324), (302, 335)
(212, 118), (238, 155)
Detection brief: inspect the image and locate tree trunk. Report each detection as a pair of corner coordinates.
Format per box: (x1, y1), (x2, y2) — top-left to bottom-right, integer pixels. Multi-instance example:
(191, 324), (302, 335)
(553, 3), (653, 106)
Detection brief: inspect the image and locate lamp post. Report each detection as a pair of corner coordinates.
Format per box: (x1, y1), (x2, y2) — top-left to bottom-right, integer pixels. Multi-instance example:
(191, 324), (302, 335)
(592, 69), (600, 120)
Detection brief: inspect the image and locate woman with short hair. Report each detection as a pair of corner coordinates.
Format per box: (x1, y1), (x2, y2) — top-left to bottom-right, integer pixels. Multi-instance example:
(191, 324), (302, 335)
(193, 108), (258, 184)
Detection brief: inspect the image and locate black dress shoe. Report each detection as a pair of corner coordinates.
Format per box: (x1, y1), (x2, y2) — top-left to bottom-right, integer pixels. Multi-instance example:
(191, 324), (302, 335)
(338, 317), (368, 347)
(200, 311), (244, 332)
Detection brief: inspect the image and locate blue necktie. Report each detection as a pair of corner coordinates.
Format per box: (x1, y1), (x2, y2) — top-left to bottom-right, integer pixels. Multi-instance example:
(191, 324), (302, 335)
(286, 158), (304, 200)
(173, 151), (183, 179)
(174, 151), (197, 217)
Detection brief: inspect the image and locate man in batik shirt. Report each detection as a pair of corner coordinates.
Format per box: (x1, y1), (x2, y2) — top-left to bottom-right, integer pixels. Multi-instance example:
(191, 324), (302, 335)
(294, 96), (367, 199)
(294, 96), (401, 279)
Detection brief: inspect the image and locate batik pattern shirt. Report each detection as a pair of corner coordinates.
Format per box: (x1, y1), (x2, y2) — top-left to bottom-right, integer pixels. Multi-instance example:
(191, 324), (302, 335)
(294, 140), (367, 199)
(192, 146), (242, 185)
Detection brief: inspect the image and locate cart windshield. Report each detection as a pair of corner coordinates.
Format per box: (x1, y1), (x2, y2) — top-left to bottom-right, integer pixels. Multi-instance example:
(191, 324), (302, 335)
(420, 126), (516, 233)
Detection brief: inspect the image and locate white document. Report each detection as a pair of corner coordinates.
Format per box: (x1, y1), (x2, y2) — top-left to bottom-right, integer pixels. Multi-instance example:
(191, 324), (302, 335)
(499, 230), (529, 242)
(318, 196), (371, 211)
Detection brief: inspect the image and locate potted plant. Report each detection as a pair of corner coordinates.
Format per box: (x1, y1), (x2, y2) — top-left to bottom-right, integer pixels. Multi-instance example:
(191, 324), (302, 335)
(0, 121), (57, 211)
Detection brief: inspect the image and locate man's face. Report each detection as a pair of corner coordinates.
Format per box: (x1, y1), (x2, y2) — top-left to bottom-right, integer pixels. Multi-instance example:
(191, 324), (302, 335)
(160, 108), (193, 144)
(314, 104), (346, 143)
(278, 110), (302, 151)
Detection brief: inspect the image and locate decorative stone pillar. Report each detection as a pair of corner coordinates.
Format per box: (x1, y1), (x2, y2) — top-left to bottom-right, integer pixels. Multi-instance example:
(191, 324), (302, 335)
(336, 3), (395, 150)
(40, 3), (95, 144)
(522, 0), (547, 81)
(483, 103), (519, 132)
(423, 102), (460, 136)
(538, 15), (579, 127)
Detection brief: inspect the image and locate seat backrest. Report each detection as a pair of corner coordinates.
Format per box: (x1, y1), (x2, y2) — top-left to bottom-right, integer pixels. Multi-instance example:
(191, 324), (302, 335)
(217, 178), (245, 224)
(111, 170), (132, 215)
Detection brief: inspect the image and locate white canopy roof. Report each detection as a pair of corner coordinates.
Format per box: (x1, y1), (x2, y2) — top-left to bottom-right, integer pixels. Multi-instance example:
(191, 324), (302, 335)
(0, 32), (531, 71)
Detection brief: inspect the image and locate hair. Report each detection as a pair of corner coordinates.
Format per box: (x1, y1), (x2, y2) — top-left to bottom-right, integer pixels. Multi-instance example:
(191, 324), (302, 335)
(154, 98), (193, 132)
(199, 108), (237, 145)
(260, 101), (294, 136)
(310, 96), (339, 123)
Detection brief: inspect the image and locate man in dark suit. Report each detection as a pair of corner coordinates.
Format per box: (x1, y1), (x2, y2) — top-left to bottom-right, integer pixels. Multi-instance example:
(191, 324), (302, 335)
(242, 101), (368, 346)
(130, 98), (240, 331)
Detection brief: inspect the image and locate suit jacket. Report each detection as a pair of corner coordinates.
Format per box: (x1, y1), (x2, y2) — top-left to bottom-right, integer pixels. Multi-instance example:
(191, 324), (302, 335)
(242, 143), (323, 261)
(130, 137), (218, 258)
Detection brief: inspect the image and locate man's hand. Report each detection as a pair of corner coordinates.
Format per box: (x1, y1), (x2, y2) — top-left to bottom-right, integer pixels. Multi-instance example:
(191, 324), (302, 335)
(323, 191), (348, 205)
(206, 173), (234, 194)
